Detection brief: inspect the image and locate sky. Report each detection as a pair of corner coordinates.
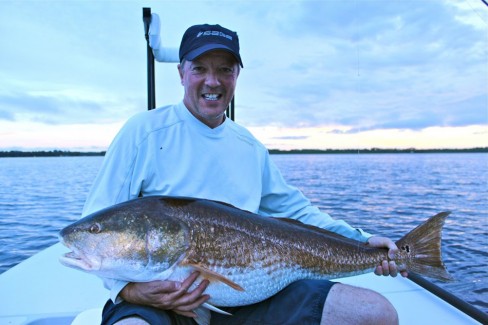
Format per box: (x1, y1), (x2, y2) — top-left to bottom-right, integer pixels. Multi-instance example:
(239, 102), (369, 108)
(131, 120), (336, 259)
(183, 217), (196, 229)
(0, 0), (487, 151)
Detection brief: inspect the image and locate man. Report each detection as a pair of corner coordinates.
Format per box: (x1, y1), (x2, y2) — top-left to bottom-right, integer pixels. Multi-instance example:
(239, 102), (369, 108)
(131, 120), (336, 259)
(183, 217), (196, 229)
(83, 24), (405, 325)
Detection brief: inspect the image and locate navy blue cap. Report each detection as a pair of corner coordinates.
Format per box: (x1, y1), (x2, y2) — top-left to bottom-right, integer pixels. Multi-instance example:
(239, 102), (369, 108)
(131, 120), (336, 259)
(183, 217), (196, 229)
(179, 24), (243, 68)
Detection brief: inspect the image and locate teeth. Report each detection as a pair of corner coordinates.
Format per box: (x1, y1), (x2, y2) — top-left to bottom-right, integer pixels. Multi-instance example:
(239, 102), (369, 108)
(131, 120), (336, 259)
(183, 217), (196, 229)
(204, 94), (219, 101)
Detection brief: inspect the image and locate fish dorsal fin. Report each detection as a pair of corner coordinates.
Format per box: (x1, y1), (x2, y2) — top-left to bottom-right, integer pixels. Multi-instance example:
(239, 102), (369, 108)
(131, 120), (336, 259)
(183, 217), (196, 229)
(183, 260), (245, 292)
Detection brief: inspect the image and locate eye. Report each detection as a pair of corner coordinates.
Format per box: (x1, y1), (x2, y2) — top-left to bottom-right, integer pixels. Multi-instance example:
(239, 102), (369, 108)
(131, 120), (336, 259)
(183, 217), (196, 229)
(191, 66), (205, 73)
(89, 223), (101, 234)
(220, 66), (234, 74)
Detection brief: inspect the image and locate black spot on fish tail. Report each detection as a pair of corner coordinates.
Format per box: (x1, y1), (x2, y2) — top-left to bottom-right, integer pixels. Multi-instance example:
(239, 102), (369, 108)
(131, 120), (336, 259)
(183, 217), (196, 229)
(395, 211), (453, 282)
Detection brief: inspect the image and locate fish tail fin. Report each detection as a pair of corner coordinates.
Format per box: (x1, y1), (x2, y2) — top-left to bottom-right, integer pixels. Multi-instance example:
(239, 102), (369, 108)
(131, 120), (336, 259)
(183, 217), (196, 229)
(395, 211), (453, 282)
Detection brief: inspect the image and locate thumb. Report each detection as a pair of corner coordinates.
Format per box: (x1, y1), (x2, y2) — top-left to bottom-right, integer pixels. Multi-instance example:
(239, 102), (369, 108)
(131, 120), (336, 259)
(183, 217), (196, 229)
(388, 247), (399, 260)
(368, 236), (398, 258)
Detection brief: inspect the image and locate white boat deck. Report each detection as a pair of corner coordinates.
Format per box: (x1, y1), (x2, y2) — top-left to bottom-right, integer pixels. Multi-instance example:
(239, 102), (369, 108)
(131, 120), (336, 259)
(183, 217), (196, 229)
(0, 243), (481, 325)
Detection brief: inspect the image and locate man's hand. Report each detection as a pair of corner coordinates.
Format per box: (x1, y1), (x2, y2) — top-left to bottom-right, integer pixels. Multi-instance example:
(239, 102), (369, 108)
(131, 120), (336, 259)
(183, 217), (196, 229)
(120, 271), (210, 318)
(367, 236), (408, 278)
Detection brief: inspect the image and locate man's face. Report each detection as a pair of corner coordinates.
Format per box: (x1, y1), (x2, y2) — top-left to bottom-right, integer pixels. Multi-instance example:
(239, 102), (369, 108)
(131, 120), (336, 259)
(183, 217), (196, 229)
(178, 50), (240, 128)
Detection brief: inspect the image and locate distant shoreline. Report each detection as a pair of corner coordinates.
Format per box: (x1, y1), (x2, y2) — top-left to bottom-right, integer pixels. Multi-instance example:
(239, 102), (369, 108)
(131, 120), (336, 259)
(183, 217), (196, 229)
(0, 147), (487, 158)
(0, 150), (107, 158)
(268, 147), (488, 154)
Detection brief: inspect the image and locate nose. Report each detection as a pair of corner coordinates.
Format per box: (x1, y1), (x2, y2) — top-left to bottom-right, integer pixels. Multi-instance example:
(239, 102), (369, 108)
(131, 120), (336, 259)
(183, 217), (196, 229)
(205, 71), (221, 88)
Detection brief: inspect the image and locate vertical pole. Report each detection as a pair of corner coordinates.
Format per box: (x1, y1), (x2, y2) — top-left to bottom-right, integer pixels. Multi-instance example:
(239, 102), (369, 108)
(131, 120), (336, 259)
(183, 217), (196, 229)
(226, 96), (235, 121)
(143, 8), (156, 110)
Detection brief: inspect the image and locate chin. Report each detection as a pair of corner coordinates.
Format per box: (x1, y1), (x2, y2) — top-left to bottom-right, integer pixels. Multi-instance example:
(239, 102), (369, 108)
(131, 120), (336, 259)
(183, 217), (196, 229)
(200, 106), (226, 117)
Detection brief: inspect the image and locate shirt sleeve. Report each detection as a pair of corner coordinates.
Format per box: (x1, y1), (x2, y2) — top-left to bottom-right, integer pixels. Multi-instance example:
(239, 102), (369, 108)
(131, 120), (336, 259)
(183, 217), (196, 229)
(81, 116), (144, 218)
(81, 115), (145, 302)
(103, 278), (130, 304)
(258, 153), (372, 242)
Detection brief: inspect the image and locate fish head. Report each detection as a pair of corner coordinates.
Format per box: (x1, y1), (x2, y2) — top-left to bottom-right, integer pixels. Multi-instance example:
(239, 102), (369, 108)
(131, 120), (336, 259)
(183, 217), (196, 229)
(58, 197), (190, 281)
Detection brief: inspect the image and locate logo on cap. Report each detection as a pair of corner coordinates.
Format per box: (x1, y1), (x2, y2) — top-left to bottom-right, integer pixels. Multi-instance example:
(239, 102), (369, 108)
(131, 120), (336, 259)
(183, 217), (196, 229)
(197, 30), (233, 40)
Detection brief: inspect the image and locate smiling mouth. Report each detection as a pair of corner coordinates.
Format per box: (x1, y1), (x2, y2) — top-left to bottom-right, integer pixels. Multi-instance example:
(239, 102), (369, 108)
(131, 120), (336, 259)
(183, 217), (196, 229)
(202, 93), (222, 101)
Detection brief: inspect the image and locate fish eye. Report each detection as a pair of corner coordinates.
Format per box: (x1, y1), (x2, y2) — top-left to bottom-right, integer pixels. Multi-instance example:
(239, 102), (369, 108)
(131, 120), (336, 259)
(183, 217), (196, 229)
(89, 223), (101, 234)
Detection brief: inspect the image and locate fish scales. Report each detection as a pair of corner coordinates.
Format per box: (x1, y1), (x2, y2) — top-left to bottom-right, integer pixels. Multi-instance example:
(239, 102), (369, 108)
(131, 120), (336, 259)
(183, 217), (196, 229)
(164, 200), (325, 304)
(59, 196), (452, 309)
(174, 199), (389, 280)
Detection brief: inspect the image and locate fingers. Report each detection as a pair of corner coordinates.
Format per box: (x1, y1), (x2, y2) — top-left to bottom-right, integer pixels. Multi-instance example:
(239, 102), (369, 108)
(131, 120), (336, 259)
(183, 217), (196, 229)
(381, 260), (391, 276)
(368, 236), (405, 278)
(152, 272), (210, 311)
(374, 260), (398, 277)
(179, 271), (202, 292)
(170, 276), (210, 313)
(121, 271), (211, 314)
(388, 261), (398, 277)
(173, 286), (211, 318)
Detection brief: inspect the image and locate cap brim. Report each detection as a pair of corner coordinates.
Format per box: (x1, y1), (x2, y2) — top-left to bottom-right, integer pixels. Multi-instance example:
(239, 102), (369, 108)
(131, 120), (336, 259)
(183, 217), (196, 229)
(184, 44), (243, 67)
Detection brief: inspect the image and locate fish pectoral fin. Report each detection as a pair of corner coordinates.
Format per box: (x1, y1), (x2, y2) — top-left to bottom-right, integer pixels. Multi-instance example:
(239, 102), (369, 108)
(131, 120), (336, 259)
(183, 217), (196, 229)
(202, 302), (232, 315)
(186, 262), (245, 291)
(193, 303), (233, 325)
(193, 306), (211, 325)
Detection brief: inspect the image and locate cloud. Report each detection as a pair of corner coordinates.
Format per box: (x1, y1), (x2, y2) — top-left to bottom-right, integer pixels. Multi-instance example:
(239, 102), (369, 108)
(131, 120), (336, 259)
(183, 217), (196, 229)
(235, 1), (487, 132)
(272, 135), (309, 140)
(0, 0), (485, 151)
(0, 1), (149, 126)
(0, 92), (96, 124)
(0, 90), (140, 125)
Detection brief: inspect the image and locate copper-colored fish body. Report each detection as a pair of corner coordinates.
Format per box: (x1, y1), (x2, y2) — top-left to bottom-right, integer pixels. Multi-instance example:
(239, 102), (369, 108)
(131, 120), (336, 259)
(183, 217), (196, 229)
(59, 196), (452, 307)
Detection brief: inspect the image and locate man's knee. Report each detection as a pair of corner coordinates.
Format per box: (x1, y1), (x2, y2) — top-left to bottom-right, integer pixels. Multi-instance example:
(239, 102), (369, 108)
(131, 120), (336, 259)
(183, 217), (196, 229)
(364, 290), (398, 325)
(322, 283), (398, 325)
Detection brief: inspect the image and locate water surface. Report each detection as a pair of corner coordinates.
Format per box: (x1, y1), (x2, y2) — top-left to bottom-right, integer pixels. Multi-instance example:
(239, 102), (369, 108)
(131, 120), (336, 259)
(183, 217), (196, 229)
(0, 153), (486, 314)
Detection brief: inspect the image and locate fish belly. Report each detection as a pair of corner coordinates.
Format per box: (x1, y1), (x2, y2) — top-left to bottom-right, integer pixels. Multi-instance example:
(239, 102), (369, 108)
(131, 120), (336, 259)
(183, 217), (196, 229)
(168, 264), (326, 307)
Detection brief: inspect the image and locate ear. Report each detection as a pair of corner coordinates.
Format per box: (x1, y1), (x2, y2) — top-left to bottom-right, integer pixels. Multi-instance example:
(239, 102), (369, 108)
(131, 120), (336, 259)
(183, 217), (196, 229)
(177, 64), (184, 85)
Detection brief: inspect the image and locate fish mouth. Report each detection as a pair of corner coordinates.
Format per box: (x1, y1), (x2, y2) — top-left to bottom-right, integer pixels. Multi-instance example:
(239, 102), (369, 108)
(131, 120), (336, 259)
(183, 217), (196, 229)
(59, 250), (98, 271)
(59, 238), (100, 271)
(59, 251), (91, 270)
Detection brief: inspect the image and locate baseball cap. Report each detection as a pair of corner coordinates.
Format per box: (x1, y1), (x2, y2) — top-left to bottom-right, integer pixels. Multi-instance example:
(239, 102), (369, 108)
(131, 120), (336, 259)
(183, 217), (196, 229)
(179, 24), (243, 68)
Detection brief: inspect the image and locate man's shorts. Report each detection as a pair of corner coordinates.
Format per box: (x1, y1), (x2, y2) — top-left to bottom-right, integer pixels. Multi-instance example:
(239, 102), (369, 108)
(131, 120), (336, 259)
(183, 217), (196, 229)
(101, 279), (337, 325)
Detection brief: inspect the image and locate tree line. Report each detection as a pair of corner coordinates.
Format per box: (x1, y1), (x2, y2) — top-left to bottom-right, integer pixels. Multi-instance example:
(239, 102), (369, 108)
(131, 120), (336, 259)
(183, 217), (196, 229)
(1, 147), (487, 158)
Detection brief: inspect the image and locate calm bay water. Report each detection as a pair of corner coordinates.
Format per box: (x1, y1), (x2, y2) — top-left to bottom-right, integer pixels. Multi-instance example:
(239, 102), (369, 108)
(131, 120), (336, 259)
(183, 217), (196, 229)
(0, 153), (486, 314)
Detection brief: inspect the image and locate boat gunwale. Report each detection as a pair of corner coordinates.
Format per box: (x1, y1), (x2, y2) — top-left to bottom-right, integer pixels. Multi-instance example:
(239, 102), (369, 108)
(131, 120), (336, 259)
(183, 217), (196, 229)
(408, 273), (488, 324)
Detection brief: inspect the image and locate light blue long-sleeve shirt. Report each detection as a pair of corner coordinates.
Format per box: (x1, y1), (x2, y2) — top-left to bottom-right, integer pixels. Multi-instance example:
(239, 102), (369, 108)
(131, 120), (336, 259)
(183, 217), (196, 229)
(82, 102), (371, 302)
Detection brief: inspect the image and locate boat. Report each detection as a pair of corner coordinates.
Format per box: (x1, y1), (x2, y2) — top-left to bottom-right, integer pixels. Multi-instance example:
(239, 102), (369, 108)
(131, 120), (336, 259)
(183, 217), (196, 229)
(0, 8), (486, 325)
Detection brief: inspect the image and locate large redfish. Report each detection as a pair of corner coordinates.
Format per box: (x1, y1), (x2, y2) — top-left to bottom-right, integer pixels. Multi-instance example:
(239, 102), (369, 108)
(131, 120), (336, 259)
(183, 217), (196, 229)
(59, 196), (452, 319)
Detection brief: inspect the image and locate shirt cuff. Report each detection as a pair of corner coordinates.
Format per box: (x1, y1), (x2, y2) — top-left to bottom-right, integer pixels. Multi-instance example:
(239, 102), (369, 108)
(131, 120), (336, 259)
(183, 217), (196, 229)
(103, 278), (130, 304)
(357, 228), (373, 242)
